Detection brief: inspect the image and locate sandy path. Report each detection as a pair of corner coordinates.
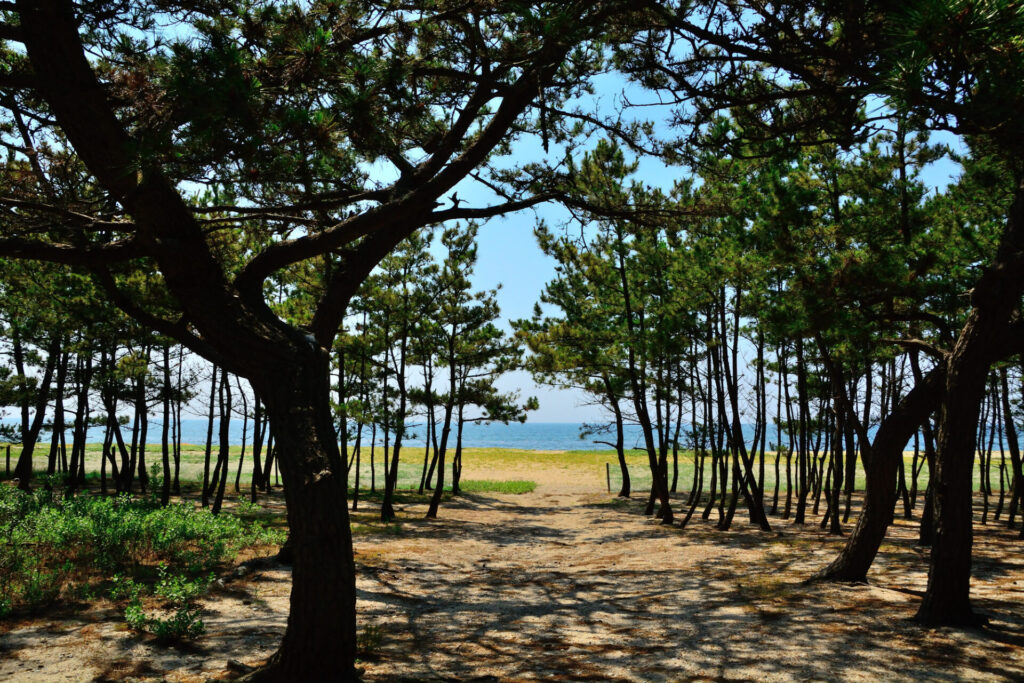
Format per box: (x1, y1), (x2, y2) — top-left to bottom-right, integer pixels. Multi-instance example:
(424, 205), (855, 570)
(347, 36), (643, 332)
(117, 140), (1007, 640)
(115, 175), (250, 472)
(355, 490), (1024, 682)
(1, 473), (1023, 681)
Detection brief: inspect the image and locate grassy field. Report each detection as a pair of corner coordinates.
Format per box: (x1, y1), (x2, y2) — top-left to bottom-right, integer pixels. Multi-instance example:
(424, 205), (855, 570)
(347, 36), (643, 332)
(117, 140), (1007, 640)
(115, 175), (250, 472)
(597, 448), (1016, 495)
(0, 441), (1014, 499)
(0, 443), (545, 496)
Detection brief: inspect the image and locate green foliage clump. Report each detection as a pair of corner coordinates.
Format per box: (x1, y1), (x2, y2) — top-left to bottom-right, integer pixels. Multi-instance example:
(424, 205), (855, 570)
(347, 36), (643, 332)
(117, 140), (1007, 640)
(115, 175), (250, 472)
(0, 483), (283, 615)
(154, 564), (215, 603)
(124, 594), (206, 642)
(112, 564), (213, 642)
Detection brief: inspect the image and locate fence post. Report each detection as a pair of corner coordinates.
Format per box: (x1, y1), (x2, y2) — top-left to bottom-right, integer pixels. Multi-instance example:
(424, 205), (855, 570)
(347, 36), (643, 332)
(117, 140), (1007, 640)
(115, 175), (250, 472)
(5, 444), (9, 477)
(606, 462), (611, 493)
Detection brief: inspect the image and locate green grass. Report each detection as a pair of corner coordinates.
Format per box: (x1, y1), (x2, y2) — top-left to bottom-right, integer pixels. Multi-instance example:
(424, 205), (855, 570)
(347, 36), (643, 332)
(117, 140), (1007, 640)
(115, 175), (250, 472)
(603, 449), (959, 496)
(1, 441), (1012, 501)
(459, 479), (536, 494)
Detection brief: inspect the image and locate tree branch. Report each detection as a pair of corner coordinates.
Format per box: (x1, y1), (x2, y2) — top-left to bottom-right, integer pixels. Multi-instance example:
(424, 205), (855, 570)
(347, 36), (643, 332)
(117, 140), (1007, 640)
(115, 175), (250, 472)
(0, 236), (145, 265)
(91, 267), (228, 368)
(884, 338), (949, 361)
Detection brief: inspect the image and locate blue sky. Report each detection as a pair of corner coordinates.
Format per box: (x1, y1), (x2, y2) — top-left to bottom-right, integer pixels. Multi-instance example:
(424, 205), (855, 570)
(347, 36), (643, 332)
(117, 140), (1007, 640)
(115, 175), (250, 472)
(471, 128), (966, 424)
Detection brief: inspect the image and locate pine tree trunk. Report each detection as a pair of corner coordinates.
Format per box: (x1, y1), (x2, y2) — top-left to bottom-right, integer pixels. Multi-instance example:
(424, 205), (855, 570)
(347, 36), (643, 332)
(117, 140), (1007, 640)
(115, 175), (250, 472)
(915, 184), (1024, 625)
(14, 336), (60, 490)
(244, 351), (359, 681)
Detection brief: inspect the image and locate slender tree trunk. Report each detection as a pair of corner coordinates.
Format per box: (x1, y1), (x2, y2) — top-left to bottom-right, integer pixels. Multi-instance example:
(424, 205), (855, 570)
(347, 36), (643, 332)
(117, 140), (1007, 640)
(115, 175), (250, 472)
(46, 349), (69, 479)
(369, 423), (377, 493)
(794, 337), (811, 524)
(173, 346), (183, 495)
(427, 329), (458, 519)
(615, 226), (672, 524)
(161, 344), (172, 506)
(203, 364), (218, 507)
(1000, 368), (1023, 527)
(815, 363), (946, 582)
(68, 352), (92, 490)
(418, 405), (433, 495)
(604, 374), (630, 498)
(919, 417), (938, 546)
(235, 376), (249, 493)
(351, 421), (362, 511)
(136, 346), (151, 493)
(251, 393), (265, 503)
(381, 333), (408, 522)
(212, 367), (231, 514)
(14, 335), (60, 490)
(452, 403), (466, 495)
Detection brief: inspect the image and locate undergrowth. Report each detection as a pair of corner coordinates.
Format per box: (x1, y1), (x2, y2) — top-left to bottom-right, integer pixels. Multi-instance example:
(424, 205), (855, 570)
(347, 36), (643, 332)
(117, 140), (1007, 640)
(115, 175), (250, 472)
(0, 476), (283, 623)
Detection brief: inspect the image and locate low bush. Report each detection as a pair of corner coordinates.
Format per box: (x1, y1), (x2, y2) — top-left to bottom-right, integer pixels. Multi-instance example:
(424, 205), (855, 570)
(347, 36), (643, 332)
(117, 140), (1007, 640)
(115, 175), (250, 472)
(124, 596), (206, 642)
(0, 483), (283, 616)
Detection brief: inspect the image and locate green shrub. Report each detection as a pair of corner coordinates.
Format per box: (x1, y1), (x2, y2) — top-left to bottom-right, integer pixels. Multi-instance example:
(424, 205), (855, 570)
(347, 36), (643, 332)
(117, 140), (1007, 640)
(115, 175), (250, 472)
(124, 597), (205, 642)
(154, 564), (214, 603)
(121, 565), (209, 643)
(151, 605), (205, 641)
(0, 483), (283, 615)
(108, 574), (143, 602)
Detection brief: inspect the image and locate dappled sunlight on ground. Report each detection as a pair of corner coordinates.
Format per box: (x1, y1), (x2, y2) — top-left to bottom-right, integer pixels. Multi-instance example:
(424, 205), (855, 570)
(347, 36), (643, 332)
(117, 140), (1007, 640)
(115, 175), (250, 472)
(1, 455), (1022, 681)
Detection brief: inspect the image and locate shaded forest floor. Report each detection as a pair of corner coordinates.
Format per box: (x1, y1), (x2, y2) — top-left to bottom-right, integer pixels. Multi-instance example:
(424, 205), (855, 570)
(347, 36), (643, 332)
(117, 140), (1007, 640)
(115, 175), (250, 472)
(1, 455), (1023, 681)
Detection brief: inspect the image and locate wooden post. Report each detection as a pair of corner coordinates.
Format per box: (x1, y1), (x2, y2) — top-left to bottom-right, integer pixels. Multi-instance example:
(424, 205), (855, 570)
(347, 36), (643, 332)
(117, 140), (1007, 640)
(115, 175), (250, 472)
(5, 444), (9, 477)
(606, 462), (611, 493)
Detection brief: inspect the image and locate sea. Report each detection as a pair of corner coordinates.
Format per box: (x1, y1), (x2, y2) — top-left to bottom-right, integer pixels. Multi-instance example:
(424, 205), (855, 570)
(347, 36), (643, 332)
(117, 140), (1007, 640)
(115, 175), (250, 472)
(5, 417), (1004, 452)
(2, 418), (766, 451)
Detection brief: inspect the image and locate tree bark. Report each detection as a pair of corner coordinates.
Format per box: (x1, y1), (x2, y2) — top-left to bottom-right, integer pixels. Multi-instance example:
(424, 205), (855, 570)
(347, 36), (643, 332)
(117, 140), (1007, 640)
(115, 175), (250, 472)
(248, 350), (359, 680)
(915, 184), (1024, 626)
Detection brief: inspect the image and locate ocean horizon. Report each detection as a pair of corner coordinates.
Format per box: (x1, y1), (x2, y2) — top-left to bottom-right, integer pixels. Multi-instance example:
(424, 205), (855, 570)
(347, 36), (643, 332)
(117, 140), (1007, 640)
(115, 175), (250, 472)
(5, 416), (1018, 452)
(3, 418), (788, 452)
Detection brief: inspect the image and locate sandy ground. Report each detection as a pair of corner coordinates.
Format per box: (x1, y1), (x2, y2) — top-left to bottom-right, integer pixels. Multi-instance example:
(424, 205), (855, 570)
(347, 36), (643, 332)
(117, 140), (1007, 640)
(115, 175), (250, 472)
(1, 462), (1023, 681)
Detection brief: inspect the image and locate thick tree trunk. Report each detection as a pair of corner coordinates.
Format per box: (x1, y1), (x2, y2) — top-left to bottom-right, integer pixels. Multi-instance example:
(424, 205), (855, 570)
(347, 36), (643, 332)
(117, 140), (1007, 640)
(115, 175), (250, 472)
(19, 4), (360, 677)
(915, 185), (1024, 626)
(914, 346), (988, 624)
(245, 351), (358, 681)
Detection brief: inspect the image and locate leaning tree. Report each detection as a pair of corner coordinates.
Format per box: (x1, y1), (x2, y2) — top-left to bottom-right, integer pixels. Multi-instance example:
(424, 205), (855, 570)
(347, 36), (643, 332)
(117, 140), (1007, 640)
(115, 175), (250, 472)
(0, 1), (654, 677)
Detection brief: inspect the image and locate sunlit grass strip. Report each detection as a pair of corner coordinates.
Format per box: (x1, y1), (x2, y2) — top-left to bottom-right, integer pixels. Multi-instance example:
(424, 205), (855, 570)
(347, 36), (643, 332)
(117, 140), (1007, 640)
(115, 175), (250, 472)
(458, 479), (536, 494)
